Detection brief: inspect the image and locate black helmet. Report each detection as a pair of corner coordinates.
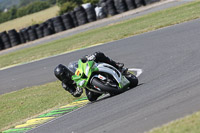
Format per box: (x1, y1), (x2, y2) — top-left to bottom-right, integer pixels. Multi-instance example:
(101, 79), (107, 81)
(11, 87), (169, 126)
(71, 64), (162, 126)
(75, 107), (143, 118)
(54, 64), (73, 83)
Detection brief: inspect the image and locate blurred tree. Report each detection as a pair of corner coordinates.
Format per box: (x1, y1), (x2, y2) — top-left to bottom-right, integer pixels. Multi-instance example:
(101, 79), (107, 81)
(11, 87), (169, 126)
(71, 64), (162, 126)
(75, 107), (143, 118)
(58, 1), (77, 15)
(17, 1), (50, 17)
(56, 0), (82, 7)
(9, 6), (18, 19)
(82, 0), (98, 4)
(48, 0), (57, 5)
(19, 0), (33, 7)
(0, 0), (52, 24)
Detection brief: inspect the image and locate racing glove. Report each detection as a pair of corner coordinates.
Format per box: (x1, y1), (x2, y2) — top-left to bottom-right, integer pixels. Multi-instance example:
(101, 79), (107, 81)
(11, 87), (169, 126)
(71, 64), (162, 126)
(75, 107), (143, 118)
(62, 82), (83, 97)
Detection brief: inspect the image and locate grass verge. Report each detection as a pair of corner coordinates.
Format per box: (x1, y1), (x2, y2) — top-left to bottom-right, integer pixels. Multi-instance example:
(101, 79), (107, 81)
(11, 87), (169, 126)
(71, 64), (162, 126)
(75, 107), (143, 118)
(148, 111), (200, 133)
(1, 1), (200, 69)
(0, 6), (59, 32)
(0, 81), (86, 131)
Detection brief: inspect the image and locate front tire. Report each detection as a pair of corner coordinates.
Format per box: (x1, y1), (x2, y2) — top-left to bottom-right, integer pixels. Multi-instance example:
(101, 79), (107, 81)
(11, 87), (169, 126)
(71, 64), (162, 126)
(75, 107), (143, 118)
(85, 89), (101, 102)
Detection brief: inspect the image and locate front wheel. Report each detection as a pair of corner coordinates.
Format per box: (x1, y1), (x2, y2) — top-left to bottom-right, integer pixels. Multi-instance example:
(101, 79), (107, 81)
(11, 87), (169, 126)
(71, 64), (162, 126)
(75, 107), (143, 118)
(85, 89), (101, 102)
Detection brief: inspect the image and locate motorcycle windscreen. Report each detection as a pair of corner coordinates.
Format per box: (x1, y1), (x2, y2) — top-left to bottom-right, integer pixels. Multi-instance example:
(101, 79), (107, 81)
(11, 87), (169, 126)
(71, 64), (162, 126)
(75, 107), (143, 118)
(68, 61), (78, 74)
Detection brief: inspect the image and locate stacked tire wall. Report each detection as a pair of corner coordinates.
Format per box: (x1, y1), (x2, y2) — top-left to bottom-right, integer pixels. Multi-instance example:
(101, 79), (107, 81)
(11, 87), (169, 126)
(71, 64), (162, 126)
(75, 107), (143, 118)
(0, 31), (11, 49)
(61, 13), (75, 30)
(82, 3), (97, 22)
(0, 35), (4, 50)
(74, 6), (89, 26)
(0, 0), (160, 51)
(28, 25), (39, 41)
(106, 0), (118, 16)
(114, 0), (128, 13)
(8, 29), (21, 47)
(43, 19), (55, 36)
(125, 0), (136, 10)
(143, 0), (160, 5)
(134, 0), (144, 7)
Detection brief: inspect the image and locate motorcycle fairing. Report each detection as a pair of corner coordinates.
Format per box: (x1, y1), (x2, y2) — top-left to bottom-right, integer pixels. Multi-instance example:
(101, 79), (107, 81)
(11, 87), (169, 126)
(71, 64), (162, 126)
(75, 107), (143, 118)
(96, 63), (130, 88)
(72, 59), (130, 89)
(72, 60), (98, 87)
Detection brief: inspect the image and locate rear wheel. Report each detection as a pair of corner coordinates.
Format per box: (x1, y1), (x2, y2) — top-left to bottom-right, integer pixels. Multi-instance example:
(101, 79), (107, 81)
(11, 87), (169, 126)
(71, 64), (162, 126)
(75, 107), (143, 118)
(91, 77), (123, 95)
(125, 72), (138, 88)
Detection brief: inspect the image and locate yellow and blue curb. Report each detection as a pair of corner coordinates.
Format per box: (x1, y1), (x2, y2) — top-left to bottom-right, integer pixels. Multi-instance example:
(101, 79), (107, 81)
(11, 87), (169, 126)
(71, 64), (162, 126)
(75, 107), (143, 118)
(2, 97), (89, 133)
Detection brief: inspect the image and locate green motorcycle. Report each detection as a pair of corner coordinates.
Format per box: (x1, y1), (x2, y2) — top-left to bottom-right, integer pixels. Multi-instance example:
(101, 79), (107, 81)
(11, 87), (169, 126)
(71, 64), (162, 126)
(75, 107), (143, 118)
(68, 59), (138, 102)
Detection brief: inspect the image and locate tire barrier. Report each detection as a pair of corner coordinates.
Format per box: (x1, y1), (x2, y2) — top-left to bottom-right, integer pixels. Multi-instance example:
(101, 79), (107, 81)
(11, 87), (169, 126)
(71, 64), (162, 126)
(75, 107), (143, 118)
(61, 13), (75, 30)
(95, 6), (107, 19)
(43, 26), (54, 37)
(0, 0), (161, 51)
(82, 3), (97, 22)
(28, 25), (38, 41)
(99, 0), (107, 4)
(100, 2), (108, 16)
(20, 28), (30, 43)
(0, 31), (11, 49)
(8, 29), (21, 47)
(19, 30), (26, 44)
(99, 0), (108, 16)
(106, 0), (118, 16)
(143, 0), (160, 5)
(114, 0), (128, 13)
(45, 19), (55, 33)
(69, 11), (79, 27)
(74, 6), (89, 26)
(52, 16), (66, 33)
(134, 0), (144, 7)
(36, 26), (44, 39)
(125, 0), (136, 10)
(0, 35), (4, 50)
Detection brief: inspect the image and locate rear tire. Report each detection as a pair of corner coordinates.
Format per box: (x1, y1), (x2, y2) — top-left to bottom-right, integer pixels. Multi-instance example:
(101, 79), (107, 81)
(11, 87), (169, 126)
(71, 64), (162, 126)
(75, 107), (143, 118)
(125, 72), (138, 88)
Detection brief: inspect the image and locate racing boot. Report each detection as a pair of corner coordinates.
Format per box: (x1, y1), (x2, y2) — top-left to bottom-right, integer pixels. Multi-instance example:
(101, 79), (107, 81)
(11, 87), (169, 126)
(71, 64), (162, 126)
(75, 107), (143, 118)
(121, 67), (128, 74)
(116, 62), (129, 74)
(116, 62), (124, 70)
(113, 61), (128, 74)
(108, 59), (126, 73)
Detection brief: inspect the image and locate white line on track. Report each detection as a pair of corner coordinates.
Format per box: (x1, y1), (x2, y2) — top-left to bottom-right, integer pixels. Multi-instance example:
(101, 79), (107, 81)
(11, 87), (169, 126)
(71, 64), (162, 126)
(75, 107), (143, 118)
(129, 68), (143, 77)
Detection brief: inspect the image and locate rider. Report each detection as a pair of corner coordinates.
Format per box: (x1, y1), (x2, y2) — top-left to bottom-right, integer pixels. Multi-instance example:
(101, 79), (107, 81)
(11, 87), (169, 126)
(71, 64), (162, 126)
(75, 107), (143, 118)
(54, 52), (124, 97)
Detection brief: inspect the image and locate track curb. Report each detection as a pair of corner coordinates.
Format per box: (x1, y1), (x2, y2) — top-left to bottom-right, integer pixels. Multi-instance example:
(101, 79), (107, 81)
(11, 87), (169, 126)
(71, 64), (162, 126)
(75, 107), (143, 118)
(2, 97), (89, 133)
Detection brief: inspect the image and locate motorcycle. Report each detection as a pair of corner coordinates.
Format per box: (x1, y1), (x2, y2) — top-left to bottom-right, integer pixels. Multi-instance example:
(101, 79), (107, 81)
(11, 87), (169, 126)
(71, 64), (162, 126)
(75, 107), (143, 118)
(68, 59), (138, 102)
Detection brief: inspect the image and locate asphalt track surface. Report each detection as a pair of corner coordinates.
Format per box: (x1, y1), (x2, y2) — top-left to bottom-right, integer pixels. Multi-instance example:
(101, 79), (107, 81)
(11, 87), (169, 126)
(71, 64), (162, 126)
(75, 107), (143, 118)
(24, 18), (200, 133)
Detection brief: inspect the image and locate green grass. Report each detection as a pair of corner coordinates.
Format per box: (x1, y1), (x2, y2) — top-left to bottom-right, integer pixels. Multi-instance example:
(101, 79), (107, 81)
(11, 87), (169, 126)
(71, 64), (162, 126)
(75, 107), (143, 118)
(0, 81), (86, 131)
(0, 6), (59, 32)
(148, 111), (200, 133)
(1, 1), (200, 69)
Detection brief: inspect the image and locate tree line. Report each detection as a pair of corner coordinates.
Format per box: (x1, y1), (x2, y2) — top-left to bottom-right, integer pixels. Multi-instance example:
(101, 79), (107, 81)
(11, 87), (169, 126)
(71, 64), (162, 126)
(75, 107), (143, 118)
(0, 0), (98, 24)
(57, 0), (99, 15)
(0, 0), (56, 24)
